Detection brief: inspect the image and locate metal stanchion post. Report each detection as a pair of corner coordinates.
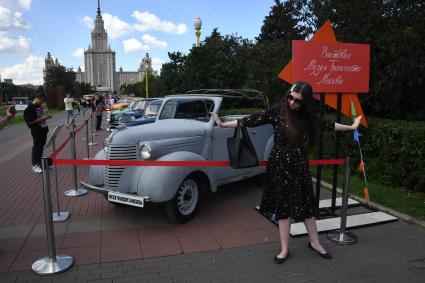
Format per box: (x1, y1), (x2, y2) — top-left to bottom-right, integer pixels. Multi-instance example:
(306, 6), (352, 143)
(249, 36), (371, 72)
(84, 119), (90, 159)
(51, 139), (70, 222)
(92, 109), (99, 136)
(32, 158), (73, 275)
(82, 108), (88, 141)
(64, 118), (88, 197)
(89, 112), (98, 146)
(327, 157), (358, 244)
(89, 112), (98, 145)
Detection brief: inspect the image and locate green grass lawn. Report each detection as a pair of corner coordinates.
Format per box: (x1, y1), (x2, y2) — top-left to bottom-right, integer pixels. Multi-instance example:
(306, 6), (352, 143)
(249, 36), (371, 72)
(0, 105), (63, 127)
(312, 166), (425, 221)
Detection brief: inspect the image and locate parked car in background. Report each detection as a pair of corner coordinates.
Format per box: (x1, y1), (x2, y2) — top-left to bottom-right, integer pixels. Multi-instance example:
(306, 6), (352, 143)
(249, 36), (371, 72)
(117, 98), (161, 126)
(126, 99), (163, 127)
(83, 89), (273, 223)
(106, 98), (140, 130)
(110, 100), (130, 111)
(11, 97), (29, 111)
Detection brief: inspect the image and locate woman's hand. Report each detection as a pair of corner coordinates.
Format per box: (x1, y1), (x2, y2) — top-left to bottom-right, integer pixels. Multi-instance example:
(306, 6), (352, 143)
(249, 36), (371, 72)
(351, 115), (362, 130)
(210, 112), (222, 127)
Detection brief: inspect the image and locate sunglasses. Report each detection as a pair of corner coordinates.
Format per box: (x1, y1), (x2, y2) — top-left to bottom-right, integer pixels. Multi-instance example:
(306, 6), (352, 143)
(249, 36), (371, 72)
(287, 94), (303, 105)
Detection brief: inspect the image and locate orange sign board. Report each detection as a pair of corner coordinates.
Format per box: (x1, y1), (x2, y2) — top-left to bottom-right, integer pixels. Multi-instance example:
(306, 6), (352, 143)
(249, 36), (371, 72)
(292, 40), (370, 93)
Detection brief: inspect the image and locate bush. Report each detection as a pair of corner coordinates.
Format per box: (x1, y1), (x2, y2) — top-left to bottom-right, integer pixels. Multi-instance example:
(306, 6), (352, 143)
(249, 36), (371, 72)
(322, 116), (425, 193)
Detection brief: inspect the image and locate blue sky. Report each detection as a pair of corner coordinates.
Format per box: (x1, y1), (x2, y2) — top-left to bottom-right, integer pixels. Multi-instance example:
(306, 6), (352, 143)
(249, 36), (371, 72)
(0, 0), (273, 85)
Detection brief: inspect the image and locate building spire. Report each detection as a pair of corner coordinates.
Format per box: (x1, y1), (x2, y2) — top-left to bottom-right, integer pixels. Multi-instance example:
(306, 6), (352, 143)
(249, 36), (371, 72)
(97, 0), (101, 16)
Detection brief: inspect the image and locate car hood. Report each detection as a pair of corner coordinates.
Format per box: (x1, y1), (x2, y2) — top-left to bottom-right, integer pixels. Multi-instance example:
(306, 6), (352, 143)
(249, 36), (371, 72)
(109, 119), (207, 144)
(127, 117), (155, 127)
(123, 111), (143, 116)
(110, 109), (130, 115)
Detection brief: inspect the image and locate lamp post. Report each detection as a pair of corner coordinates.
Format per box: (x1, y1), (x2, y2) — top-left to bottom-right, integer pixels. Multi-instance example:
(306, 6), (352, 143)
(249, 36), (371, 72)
(194, 16), (202, 47)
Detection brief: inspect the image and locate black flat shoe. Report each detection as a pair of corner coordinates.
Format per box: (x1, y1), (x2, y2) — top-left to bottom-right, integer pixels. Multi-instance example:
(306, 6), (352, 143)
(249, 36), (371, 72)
(308, 242), (332, 259)
(274, 251), (289, 264)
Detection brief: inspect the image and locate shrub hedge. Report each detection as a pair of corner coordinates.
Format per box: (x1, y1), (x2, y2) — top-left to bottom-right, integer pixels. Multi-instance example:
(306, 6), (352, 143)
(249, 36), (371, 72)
(322, 116), (425, 193)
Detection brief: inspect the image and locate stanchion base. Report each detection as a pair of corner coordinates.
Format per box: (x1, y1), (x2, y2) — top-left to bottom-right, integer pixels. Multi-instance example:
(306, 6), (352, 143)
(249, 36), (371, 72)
(88, 142), (98, 146)
(327, 230), (357, 245)
(64, 188), (88, 197)
(52, 211), (70, 222)
(32, 255), (73, 275)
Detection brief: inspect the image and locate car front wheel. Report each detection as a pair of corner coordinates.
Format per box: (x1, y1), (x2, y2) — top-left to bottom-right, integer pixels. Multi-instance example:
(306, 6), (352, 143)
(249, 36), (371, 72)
(166, 176), (200, 223)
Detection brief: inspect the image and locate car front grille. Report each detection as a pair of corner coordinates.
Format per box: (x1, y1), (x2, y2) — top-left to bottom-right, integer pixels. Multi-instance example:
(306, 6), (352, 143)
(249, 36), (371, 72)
(104, 144), (138, 190)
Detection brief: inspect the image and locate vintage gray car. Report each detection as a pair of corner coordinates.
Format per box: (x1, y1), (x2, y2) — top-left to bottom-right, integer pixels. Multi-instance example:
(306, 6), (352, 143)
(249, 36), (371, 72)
(82, 90), (274, 222)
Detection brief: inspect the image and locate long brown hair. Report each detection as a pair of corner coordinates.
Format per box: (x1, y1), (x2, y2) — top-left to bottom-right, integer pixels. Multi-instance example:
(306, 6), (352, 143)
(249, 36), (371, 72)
(284, 81), (320, 149)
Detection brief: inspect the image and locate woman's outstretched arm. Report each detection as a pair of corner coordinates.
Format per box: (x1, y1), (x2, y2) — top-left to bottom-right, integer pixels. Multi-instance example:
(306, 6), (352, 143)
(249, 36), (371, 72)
(210, 112), (237, 128)
(334, 116), (362, 131)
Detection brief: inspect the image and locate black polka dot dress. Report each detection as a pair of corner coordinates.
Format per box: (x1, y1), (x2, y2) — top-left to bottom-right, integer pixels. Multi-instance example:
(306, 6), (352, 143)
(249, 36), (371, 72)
(241, 103), (335, 222)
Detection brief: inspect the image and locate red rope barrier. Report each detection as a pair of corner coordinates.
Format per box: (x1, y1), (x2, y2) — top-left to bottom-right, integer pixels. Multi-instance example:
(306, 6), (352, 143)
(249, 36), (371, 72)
(51, 158), (345, 167)
(48, 117), (346, 168)
(49, 135), (72, 158)
(75, 120), (87, 134)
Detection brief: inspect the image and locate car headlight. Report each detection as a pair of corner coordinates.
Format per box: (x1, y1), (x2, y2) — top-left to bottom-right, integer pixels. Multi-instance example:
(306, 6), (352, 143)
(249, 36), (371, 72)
(139, 144), (152, 160)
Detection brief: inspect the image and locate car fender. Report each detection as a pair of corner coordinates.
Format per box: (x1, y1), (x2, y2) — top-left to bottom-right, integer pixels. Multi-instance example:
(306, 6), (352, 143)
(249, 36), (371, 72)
(89, 150), (106, 186)
(134, 151), (217, 203)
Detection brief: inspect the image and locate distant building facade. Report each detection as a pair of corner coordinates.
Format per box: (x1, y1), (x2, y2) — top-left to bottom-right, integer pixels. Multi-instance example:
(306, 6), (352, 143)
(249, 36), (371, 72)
(43, 52), (61, 83)
(44, 0), (151, 94)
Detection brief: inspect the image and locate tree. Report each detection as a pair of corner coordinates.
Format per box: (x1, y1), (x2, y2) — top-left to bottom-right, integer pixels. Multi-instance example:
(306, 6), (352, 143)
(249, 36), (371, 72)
(44, 65), (76, 91)
(73, 82), (95, 98)
(159, 51), (188, 94)
(257, 0), (311, 43)
(44, 66), (76, 109)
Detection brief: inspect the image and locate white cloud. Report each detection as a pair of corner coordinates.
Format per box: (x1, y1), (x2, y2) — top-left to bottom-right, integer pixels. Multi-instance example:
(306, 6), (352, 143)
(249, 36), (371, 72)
(103, 13), (132, 39)
(18, 0), (31, 10)
(122, 38), (149, 53)
(132, 11), (187, 35)
(0, 55), (44, 85)
(142, 34), (167, 48)
(0, 6), (31, 30)
(0, 0), (31, 11)
(0, 31), (30, 53)
(151, 57), (164, 74)
(72, 47), (84, 58)
(81, 15), (94, 29)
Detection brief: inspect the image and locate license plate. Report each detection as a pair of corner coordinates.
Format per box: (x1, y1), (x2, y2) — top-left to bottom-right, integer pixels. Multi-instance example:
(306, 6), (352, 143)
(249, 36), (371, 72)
(107, 191), (148, 207)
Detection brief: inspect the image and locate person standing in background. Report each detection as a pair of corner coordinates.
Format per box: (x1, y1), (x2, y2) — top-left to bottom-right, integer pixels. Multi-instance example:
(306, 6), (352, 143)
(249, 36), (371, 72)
(95, 96), (105, 130)
(24, 94), (52, 173)
(64, 93), (74, 125)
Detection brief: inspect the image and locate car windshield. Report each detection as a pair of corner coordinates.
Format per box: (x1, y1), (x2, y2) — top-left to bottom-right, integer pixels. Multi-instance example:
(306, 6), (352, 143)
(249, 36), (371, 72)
(143, 104), (161, 118)
(133, 100), (149, 111)
(159, 99), (214, 122)
(127, 100), (137, 110)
